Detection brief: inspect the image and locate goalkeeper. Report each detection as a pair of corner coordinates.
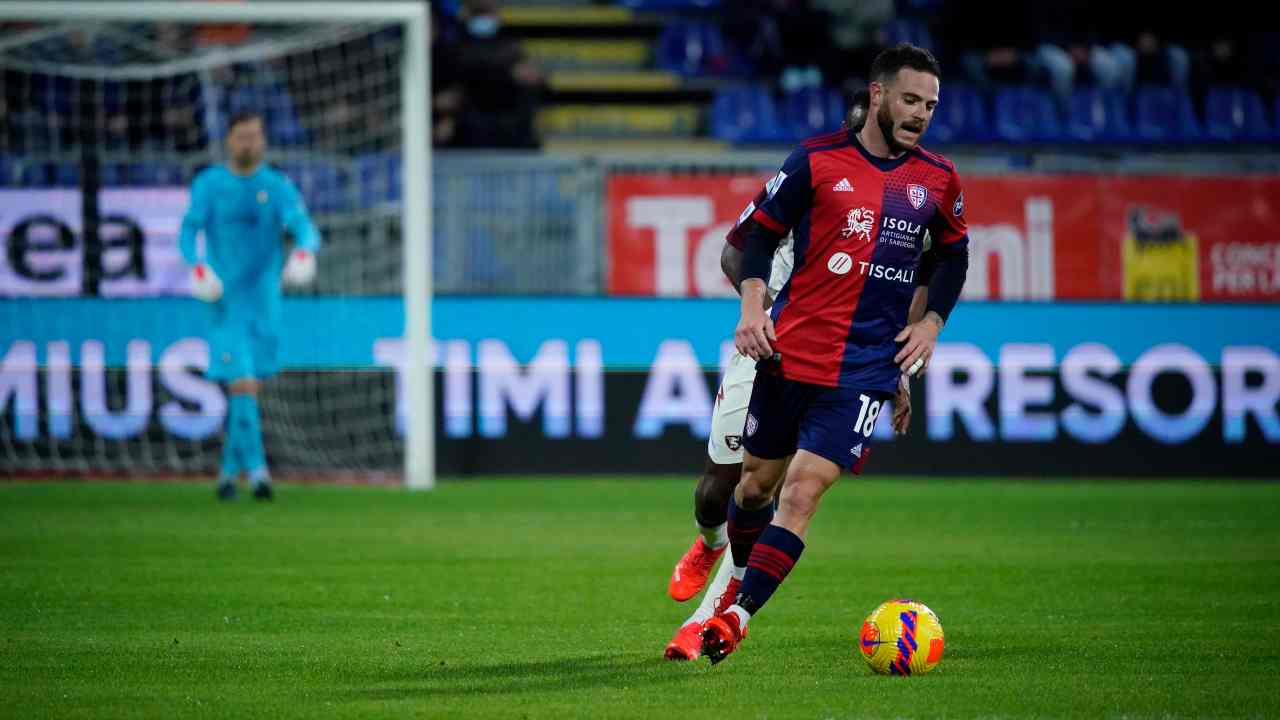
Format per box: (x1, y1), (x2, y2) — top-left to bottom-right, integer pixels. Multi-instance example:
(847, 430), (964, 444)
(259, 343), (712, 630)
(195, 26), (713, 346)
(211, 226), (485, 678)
(179, 111), (320, 501)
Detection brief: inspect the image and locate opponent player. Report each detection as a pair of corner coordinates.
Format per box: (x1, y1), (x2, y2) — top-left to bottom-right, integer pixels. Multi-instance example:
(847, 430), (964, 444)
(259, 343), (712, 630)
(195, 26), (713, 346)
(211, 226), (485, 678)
(663, 89), (931, 660)
(179, 111), (320, 501)
(700, 43), (969, 663)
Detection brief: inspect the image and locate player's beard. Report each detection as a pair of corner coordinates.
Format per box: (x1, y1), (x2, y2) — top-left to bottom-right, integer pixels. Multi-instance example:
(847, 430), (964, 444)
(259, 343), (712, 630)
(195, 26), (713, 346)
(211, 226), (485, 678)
(877, 102), (922, 156)
(231, 148), (263, 173)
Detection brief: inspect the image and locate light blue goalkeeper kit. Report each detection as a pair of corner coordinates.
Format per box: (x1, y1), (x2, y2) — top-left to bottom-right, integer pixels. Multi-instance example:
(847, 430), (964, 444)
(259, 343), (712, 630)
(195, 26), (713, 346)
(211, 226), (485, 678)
(179, 163), (319, 382)
(178, 163), (320, 487)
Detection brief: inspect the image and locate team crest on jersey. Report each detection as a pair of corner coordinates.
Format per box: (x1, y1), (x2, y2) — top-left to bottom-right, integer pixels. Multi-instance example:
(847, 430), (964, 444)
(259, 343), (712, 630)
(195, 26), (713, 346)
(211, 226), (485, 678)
(745, 414), (759, 437)
(953, 190), (965, 217)
(907, 184), (928, 210)
(841, 207), (875, 242)
(257, 190), (268, 204)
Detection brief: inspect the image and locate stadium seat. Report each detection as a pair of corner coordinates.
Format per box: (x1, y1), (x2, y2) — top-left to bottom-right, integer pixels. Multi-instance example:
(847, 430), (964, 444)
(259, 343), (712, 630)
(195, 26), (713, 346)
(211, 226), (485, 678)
(275, 159), (348, 213)
(0, 154), (15, 187)
(127, 162), (186, 186)
(1065, 87), (1132, 143)
(16, 161), (78, 187)
(929, 85), (987, 143)
(1204, 86), (1271, 142)
(618, 0), (723, 9)
(710, 84), (784, 143)
(781, 87), (844, 141)
(655, 21), (740, 77)
(355, 152), (400, 208)
(1134, 86), (1201, 143)
(993, 86), (1063, 143)
(882, 17), (935, 53)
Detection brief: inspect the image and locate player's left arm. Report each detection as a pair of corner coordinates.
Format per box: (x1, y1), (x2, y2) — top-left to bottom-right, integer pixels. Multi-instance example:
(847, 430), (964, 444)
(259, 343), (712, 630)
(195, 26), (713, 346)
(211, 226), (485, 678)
(892, 240), (936, 434)
(279, 176), (321, 286)
(894, 174), (969, 376)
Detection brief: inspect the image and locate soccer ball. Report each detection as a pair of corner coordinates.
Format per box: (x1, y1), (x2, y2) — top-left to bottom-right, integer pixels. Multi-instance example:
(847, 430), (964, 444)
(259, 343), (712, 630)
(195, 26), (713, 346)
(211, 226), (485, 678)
(858, 599), (945, 675)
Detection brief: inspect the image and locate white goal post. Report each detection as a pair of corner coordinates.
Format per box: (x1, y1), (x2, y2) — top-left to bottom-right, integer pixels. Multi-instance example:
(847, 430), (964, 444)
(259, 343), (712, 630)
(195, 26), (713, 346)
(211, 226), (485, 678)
(0, 1), (435, 489)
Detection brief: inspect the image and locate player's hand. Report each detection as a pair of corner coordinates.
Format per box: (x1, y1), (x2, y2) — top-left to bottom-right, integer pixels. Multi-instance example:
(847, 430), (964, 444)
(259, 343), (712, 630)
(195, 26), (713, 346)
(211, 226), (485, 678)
(735, 305), (777, 361)
(189, 263), (223, 303)
(891, 374), (912, 435)
(282, 249), (316, 286)
(893, 312), (942, 376)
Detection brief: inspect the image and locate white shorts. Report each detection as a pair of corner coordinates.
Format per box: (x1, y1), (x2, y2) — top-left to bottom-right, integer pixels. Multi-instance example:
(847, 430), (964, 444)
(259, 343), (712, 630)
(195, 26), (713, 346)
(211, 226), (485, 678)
(707, 350), (758, 465)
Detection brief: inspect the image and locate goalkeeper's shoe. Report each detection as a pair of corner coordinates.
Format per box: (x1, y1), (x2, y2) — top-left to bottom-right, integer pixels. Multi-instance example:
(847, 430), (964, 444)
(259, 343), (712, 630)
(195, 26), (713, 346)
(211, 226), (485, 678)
(216, 481), (237, 501)
(663, 621), (703, 661)
(190, 263), (223, 302)
(252, 482), (274, 502)
(668, 536), (726, 602)
(701, 612), (746, 665)
(282, 249), (316, 286)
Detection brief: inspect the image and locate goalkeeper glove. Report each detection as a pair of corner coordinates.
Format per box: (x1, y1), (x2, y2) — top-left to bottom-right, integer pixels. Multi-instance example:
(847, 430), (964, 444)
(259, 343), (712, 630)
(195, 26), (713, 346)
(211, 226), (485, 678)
(282, 249), (316, 286)
(189, 263), (223, 302)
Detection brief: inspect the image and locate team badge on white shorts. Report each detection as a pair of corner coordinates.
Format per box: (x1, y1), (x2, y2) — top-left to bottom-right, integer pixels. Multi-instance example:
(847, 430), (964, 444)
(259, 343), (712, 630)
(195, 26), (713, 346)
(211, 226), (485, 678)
(745, 414), (759, 437)
(907, 184), (928, 210)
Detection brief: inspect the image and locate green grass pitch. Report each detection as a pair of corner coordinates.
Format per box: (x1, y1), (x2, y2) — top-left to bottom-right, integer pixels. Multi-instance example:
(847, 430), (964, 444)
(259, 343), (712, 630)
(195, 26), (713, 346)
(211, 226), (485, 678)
(2, 477), (1279, 719)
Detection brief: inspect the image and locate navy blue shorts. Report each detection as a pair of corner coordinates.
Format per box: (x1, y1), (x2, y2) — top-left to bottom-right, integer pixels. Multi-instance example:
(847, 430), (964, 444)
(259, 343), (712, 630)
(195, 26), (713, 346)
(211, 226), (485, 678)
(741, 370), (892, 472)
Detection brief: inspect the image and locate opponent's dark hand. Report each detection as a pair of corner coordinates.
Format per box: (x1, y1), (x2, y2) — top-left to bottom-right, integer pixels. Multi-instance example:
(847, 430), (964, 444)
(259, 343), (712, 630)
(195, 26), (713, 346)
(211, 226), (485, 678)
(891, 374), (912, 435)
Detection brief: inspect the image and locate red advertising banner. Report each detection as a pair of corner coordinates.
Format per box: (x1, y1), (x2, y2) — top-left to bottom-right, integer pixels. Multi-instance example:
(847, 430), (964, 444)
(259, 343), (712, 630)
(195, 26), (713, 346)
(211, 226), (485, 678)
(607, 173), (1280, 302)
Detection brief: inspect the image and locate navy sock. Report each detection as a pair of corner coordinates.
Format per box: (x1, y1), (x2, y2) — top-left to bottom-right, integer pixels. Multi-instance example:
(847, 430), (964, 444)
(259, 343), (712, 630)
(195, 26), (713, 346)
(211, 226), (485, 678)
(727, 496), (774, 568)
(735, 524), (805, 615)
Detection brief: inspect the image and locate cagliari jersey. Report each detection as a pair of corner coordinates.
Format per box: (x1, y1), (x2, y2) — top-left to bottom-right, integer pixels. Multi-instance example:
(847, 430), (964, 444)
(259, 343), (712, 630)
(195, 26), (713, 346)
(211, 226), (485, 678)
(730, 129), (967, 392)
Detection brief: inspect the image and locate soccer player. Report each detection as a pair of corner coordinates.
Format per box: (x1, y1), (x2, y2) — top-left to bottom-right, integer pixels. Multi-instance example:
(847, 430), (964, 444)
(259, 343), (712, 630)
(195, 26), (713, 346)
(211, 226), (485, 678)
(699, 43), (969, 664)
(663, 89), (931, 660)
(179, 111), (321, 501)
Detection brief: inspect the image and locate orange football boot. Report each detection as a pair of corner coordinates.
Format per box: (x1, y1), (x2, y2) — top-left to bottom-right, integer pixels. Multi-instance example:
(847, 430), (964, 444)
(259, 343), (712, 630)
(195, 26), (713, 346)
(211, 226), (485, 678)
(701, 612), (745, 665)
(663, 621), (703, 661)
(668, 537), (727, 601)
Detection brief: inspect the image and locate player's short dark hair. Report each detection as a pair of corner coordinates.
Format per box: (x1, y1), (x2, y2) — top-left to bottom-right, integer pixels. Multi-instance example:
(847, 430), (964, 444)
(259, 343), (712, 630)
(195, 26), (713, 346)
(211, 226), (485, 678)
(227, 110), (264, 133)
(869, 43), (942, 85)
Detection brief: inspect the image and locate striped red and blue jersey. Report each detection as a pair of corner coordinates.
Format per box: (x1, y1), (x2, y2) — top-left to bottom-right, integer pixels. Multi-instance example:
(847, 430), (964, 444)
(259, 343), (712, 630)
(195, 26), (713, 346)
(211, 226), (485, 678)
(729, 129), (968, 392)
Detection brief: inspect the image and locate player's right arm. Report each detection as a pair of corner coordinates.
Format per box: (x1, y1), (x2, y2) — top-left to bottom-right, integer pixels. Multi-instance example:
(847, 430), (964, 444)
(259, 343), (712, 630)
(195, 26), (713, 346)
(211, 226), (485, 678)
(734, 147), (812, 360)
(179, 172), (222, 302)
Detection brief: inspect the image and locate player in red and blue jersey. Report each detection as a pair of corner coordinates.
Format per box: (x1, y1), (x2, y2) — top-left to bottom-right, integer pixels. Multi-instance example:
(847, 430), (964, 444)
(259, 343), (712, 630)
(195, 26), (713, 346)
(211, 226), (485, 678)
(700, 44), (970, 664)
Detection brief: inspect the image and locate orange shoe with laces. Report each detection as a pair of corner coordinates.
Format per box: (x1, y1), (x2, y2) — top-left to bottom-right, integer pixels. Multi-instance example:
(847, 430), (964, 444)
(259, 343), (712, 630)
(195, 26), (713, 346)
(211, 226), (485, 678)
(663, 621), (703, 661)
(667, 537), (727, 602)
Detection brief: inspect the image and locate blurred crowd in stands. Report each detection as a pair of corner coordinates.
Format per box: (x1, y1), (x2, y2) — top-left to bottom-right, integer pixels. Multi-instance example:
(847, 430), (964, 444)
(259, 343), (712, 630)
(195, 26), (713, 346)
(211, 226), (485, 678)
(2, 1), (1276, 153)
(432, 1), (546, 150)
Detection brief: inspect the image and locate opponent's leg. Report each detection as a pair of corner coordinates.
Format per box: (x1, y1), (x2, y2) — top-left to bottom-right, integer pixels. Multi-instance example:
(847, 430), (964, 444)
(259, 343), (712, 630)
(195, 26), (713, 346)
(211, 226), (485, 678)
(227, 377), (272, 501)
(665, 459), (740, 660)
(668, 459), (739, 602)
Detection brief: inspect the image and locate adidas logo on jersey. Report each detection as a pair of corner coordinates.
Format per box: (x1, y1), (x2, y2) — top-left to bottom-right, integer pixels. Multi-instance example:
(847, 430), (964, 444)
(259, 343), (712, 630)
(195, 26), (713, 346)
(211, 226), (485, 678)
(833, 178), (854, 192)
(851, 443), (863, 457)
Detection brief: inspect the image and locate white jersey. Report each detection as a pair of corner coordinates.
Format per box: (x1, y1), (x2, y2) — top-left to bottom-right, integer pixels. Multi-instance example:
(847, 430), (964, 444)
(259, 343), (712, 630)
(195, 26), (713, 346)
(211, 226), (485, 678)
(767, 235), (795, 300)
(707, 236), (795, 464)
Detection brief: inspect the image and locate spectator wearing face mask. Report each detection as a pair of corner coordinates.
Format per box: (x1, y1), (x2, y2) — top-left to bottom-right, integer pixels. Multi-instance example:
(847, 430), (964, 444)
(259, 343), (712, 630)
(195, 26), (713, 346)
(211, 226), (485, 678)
(450, 0), (545, 149)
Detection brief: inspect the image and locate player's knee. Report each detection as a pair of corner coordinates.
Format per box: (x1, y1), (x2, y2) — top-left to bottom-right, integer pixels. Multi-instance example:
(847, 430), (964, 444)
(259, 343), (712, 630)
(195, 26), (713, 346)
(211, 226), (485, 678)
(778, 479), (823, 520)
(737, 471), (776, 509)
(694, 463), (739, 519)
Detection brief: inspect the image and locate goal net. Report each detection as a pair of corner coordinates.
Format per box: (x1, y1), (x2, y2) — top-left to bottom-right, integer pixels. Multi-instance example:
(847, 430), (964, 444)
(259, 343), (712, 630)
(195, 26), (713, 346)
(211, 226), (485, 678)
(0, 3), (433, 486)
